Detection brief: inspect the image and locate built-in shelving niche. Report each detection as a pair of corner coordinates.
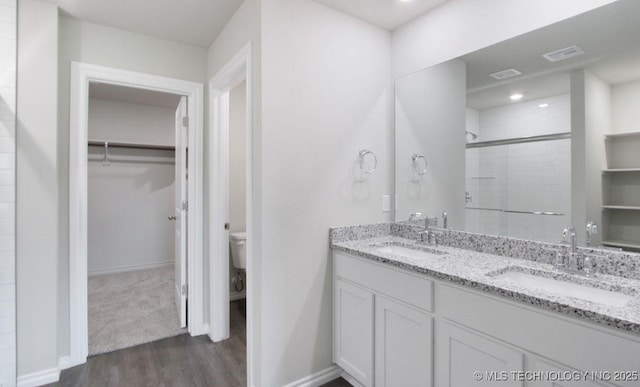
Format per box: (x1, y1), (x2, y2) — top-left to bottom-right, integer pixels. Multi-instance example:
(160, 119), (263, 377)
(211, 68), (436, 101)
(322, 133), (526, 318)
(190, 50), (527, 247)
(602, 132), (640, 251)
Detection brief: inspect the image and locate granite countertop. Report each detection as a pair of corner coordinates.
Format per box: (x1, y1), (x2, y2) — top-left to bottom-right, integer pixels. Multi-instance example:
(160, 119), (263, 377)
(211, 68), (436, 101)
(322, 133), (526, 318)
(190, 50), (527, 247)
(332, 235), (640, 335)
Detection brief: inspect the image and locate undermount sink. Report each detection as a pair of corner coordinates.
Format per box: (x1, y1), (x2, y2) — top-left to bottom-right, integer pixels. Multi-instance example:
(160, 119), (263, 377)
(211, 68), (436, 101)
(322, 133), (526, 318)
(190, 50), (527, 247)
(490, 268), (635, 308)
(373, 243), (447, 260)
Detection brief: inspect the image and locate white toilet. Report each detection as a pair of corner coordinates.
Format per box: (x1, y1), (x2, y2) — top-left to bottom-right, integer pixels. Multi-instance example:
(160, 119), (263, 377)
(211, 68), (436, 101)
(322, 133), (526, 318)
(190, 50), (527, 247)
(229, 231), (247, 270)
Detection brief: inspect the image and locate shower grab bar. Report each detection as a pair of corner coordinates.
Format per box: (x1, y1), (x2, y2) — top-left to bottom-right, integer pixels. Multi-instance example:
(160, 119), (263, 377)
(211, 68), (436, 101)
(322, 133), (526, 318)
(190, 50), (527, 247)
(465, 132), (571, 149)
(465, 207), (565, 216)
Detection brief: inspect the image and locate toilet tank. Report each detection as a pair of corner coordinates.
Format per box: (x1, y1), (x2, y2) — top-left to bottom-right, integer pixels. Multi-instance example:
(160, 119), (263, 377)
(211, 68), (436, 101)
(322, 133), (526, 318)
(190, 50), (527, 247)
(229, 232), (247, 270)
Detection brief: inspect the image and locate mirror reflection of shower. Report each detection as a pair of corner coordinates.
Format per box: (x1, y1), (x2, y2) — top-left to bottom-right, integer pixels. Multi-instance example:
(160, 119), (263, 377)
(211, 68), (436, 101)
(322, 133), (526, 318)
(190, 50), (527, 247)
(465, 130), (478, 143)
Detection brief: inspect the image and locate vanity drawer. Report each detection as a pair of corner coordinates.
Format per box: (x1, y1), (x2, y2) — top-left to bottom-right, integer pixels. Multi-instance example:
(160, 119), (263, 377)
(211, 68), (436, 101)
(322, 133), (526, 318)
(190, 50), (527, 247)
(334, 252), (433, 312)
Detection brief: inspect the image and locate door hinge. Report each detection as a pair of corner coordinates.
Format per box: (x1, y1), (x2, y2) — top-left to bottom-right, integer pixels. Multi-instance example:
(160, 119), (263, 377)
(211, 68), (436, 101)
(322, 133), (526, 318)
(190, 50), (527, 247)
(182, 200), (188, 211)
(182, 116), (189, 127)
(182, 284), (188, 297)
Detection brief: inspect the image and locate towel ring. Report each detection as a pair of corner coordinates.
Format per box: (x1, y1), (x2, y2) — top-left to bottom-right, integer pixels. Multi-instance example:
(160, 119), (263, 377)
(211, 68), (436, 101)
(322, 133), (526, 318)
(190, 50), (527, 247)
(412, 153), (427, 175)
(359, 149), (377, 174)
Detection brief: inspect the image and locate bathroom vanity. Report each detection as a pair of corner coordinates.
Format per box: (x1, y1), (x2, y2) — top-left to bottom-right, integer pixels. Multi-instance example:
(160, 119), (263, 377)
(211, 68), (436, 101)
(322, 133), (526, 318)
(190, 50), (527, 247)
(330, 224), (640, 387)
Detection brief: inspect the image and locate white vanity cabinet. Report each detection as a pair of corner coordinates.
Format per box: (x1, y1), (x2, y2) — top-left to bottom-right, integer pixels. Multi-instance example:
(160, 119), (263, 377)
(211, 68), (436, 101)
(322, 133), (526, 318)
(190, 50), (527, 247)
(333, 251), (640, 387)
(436, 321), (524, 387)
(333, 252), (434, 387)
(375, 295), (432, 387)
(334, 278), (375, 387)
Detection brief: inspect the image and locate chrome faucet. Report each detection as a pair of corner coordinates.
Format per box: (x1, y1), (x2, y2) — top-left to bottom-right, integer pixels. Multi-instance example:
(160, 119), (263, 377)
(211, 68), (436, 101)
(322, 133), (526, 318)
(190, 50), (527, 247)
(586, 221), (598, 247)
(419, 216), (437, 246)
(562, 227), (578, 253)
(561, 226), (581, 271)
(442, 210), (448, 229)
(556, 226), (594, 276)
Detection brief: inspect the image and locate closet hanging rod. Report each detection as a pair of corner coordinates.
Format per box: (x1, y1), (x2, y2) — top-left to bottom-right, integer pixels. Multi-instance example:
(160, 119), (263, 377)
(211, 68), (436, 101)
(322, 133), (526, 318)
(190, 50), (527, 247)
(88, 140), (175, 151)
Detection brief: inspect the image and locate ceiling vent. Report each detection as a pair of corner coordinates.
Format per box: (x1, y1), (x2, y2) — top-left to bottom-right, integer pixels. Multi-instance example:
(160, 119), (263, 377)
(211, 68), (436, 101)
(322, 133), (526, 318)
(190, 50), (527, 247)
(542, 45), (585, 62)
(489, 68), (522, 80)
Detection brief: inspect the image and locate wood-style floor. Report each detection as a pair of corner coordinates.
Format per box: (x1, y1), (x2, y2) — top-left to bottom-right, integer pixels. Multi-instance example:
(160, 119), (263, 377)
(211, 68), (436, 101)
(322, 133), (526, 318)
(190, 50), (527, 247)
(51, 301), (247, 387)
(50, 299), (351, 386)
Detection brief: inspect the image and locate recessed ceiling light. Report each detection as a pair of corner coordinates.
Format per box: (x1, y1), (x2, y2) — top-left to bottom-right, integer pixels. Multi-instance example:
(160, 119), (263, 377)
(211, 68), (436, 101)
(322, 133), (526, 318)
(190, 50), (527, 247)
(538, 103), (549, 108)
(510, 93), (523, 101)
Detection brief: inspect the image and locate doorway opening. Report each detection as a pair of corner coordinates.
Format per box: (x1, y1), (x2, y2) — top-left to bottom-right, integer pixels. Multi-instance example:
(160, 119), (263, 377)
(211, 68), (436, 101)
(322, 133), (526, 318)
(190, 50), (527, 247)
(86, 83), (187, 355)
(69, 63), (204, 368)
(209, 44), (254, 384)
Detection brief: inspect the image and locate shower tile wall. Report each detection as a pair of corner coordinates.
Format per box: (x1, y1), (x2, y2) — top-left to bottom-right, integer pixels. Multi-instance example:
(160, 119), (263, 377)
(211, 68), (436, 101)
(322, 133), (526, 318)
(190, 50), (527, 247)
(0, 0), (16, 384)
(466, 94), (571, 242)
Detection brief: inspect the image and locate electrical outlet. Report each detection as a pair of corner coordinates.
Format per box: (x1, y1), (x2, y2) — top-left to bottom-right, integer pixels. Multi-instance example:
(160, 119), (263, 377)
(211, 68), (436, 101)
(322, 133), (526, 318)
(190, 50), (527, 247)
(382, 195), (391, 212)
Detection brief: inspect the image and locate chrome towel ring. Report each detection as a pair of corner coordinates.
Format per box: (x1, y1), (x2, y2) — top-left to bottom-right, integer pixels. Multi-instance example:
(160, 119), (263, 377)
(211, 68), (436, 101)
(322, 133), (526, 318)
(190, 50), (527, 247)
(412, 153), (427, 175)
(359, 149), (377, 174)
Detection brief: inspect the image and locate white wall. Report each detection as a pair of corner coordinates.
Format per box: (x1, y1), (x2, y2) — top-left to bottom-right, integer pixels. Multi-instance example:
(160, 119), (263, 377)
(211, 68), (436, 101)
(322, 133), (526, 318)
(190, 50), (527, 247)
(57, 14), (206, 359)
(88, 98), (175, 146)
(571, 70), (610, 245)
(87, 98), (175, 275)
(16, 0), (58, 380)
(391, 0), (619, 79)
(612, 79), (640, 134)
(261, 0), (391, 384)
(0, 0), (16, 384)
(476, 94), (571, 141)
(395, 59), (466, 226)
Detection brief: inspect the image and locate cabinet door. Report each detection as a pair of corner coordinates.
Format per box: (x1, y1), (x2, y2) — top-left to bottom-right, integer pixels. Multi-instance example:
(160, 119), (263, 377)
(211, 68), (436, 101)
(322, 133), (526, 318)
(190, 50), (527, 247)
(334, 278), (374, 387)
(528, 357), (607, 387)
(436, 321), (524, 387)
(375, 295), (433, 387)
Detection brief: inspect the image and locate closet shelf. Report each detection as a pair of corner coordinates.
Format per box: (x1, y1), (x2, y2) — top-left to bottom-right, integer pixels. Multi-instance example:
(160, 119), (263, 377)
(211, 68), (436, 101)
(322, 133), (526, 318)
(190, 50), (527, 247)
(602, 168), (640, 173)
(604, 131), (640, 139)
(602, 205), (640, 211)
(601, 240), (640, 250)
(88, 140), (175, 151)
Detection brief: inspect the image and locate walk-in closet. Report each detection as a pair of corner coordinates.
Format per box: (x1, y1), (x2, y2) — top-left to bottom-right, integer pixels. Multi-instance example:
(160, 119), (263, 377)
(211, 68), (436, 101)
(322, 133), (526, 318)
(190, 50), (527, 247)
(86, 83), (186, 355)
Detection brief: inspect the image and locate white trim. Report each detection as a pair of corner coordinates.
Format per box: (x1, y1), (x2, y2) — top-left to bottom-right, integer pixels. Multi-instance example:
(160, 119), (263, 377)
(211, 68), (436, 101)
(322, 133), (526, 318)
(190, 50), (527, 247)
(209, 43), (254, 385)
(88, 261), (173, 277)
(69, 62), (205, 368)
(282, 366), (344, 387)
(341, 371), (364, 387)
(17, 367), (60, 387)
(58, 355), (73, 371)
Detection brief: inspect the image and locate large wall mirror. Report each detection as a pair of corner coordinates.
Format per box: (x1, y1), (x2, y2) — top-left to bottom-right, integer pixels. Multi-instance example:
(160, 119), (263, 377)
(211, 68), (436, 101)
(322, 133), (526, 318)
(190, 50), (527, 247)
(395, 0), (640, 249)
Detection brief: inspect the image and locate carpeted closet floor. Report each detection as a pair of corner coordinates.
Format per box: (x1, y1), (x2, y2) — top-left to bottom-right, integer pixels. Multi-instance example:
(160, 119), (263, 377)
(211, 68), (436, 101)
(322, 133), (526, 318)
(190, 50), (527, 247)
(88, 265), (187, 355)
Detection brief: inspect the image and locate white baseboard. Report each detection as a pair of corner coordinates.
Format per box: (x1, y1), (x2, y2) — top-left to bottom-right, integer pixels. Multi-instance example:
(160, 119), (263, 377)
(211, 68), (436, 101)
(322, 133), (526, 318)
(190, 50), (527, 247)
(283, 365), (343, 387)
(341, 371), (363, 387)
(17, 367), (60, 387)
(88, 261), (173, 277)
(58, 355), (73, 371)
(230, 290), (246, 301)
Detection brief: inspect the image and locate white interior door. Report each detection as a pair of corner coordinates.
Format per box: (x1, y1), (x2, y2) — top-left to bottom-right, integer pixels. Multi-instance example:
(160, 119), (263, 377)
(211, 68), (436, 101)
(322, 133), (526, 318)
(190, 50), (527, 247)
(175, 96), (188, 328)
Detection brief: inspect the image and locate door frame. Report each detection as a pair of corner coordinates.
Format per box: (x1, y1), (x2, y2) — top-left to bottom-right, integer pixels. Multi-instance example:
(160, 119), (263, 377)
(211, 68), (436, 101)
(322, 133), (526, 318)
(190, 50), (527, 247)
(68, 62), (205, 367)
(209, 43), (254, 380)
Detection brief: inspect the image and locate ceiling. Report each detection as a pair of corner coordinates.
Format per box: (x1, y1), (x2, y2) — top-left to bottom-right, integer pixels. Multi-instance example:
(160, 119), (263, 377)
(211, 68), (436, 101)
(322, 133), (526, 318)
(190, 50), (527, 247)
(44, 0), (244, 47)
(313, 0), (449, 30)
(89, 83), (182, 109)
(463, 0), (640, 110)
(44, 0), (448, 48)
